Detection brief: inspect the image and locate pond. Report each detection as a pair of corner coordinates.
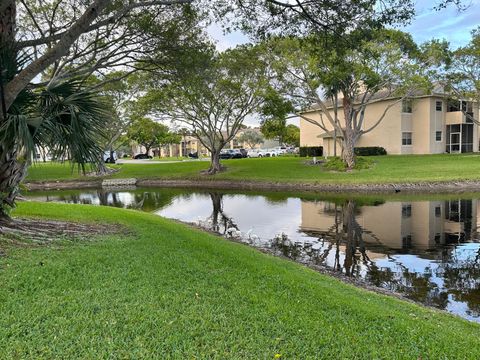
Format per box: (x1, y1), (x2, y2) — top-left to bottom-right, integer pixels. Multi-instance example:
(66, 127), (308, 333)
(27, 187), (480, 322)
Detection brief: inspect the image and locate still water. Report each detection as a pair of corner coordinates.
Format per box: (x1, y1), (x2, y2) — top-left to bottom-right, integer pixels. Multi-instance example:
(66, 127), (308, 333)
(28, 188), (480, 322)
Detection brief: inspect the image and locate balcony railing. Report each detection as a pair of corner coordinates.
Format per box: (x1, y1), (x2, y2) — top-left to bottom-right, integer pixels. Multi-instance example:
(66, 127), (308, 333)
(445, 111), (474, 125)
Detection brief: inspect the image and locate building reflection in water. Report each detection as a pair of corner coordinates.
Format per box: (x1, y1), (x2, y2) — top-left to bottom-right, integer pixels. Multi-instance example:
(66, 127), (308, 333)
(299, 199), (480, 320)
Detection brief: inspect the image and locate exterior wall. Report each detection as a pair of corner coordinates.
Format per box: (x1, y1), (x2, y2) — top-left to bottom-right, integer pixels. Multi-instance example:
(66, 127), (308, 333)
(431, 98), (446, 154)
(132, 135), (210, 158)
(410, 97), (431, 154)
(300, 96), (480, 155)
(300, 99), (403, 156)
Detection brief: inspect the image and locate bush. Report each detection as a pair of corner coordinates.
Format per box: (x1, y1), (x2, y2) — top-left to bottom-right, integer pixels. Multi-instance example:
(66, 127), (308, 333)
(300, 146), (323, 157)
(354, 147), (387, 156)
(323, 157), (373, 172)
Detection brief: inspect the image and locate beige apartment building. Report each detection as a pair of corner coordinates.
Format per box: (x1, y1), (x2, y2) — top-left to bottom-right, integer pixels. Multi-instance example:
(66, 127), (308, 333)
(300, 94), (480, 156)
(132, 135), (210, 158)
(132, 128), (277, 158)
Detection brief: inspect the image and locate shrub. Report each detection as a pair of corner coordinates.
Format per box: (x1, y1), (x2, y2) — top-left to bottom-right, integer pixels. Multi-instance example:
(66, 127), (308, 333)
(300, 146), (323, 157)
(354, 147), (387, 156)
(323, 157), (373, 172)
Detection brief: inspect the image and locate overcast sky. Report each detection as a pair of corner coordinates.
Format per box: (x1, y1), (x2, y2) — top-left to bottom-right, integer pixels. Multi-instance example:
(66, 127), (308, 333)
(208, 1), (480, 126)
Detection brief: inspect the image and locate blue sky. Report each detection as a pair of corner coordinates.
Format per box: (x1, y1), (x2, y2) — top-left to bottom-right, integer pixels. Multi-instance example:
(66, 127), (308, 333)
(209, 1), (480, 50)
(405, 0), (480, 47)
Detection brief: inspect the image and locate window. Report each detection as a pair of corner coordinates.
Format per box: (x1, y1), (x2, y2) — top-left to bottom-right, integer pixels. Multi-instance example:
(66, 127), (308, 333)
(435, 131), (442, 142)
(402, 132), (412, 146)
(402, 99), (413, 113)
(435, 206), (441, 217)
(436, 101), (443, 111)
(402, 204), (412, 218)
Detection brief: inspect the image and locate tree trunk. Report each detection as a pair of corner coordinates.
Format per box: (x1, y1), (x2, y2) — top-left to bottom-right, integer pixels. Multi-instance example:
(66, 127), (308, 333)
(0, 1), (16, 44)
(96, 161), (109, 175)
(342, 96), (356, 169)
(208, 150), (223, 174)
(0, 149), (28, 218)
(342, 135), (356, 169)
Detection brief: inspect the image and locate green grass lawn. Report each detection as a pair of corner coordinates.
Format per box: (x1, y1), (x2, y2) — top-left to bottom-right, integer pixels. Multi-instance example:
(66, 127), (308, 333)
(1, 202), (479, 358)
(25, 153), (480, 184)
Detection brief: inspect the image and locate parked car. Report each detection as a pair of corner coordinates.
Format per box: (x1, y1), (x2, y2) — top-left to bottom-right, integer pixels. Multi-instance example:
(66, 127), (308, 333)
(104, 151), (117, 164)
(133, 153), (153, 160)
(239, 148), (248, 158)
(264, 149), (280, 157)
(247, 149), (267, 158)
(220, 149), (243, 159)
(275, 146), (288, 155)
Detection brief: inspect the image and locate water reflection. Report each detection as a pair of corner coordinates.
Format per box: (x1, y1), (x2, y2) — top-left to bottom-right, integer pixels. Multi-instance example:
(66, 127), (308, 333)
(27, 189), (480, 322)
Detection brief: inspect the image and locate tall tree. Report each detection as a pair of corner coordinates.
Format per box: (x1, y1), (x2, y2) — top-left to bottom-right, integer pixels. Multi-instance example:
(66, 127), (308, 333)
(264, 31), (430, 168)
(444, 27), (480, 123)
(0, 78), (107, 217)
(2, 0), (195, 111)
(137, 45), (268, 173)
(237, 129), (264, 149)
(126, 117), (174, 156)
(0, 0), (198, 215)
(284, 124), (300, 147)
(215, 0), (415, 39)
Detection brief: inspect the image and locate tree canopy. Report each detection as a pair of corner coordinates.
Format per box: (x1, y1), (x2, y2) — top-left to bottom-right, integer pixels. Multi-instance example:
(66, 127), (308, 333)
(134, 44), (269, 173)
(262, 29), (430, 167)
(127, 117), (177, 155)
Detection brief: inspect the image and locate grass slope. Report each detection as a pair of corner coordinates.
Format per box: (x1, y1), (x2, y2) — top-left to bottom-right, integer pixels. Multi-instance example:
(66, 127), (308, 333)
(0, 202), (479, 358)
(26, 153), (480, 185)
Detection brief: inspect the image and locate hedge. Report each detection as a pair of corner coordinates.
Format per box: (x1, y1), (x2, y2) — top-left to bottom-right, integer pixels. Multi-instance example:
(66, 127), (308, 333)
(354, 147), (387, 156)
(299, 146), (323, 157)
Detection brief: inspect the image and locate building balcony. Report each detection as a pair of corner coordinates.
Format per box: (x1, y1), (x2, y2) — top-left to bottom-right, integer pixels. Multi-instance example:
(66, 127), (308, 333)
(445, 111), (474, 125)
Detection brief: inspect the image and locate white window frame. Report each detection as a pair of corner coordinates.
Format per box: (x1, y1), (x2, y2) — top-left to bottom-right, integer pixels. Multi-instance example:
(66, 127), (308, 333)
(435, 131), (442, 142)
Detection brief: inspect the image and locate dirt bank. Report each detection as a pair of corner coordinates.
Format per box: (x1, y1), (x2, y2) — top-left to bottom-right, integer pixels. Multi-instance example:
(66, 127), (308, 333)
(24, 178), (480, 194)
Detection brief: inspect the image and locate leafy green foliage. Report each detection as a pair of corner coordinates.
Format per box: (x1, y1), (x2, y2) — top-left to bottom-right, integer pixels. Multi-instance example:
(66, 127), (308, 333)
(354, 147), (387, 156)
(2, 79), (108, 170)
(135, 44), (270, 173)
(284, 124), (300, 147)
(323, 157), (373, 172)
(260, 118), (286, 141)
(264, 29), (431, 167)
(126, 118), (176, 154)
(237, 129), (264, 149)
(445, 27), (480, 112)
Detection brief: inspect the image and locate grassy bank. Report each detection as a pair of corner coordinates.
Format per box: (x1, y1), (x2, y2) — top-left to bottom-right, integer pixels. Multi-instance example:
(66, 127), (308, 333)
(1, 202), (479, 358)
(25, 153), (480, 185)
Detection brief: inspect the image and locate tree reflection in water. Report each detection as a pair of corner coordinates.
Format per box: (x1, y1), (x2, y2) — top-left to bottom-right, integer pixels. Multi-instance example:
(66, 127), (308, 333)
(198, 192), (239, 236)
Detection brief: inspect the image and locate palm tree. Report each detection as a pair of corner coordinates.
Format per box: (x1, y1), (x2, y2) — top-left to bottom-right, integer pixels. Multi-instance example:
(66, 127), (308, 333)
(0, 44), (107, 219)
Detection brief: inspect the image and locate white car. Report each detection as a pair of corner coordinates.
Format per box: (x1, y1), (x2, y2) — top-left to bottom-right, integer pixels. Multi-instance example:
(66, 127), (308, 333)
(264, 149), (279, 157)
(247, 149), (267, 158)
(275, 147), (288, 155)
